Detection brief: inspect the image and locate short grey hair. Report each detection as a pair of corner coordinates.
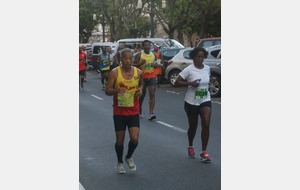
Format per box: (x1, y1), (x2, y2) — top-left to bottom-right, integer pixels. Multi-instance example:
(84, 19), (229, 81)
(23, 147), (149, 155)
(120, 48), (133, 58)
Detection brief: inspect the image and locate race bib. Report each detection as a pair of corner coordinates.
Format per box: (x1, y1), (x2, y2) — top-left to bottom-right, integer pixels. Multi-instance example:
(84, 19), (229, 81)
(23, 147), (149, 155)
(195, 88), (208, 99)
(103, 60), (109, 65)
(143, 63), (154, 73)
(117, 91), (135, 107)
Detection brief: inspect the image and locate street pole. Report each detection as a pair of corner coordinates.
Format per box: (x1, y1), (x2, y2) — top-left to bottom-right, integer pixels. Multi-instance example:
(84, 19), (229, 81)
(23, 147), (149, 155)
(135, 0), (143, 38)
(101, 15), (105, 42)
(133, 0), (137, 38)
(150, 0), (154, 38)
(102, 23), (105, 42)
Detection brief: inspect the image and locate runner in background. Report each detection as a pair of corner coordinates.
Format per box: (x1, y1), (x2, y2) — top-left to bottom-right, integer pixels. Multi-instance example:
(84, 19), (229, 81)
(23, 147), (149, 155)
(99, 47), (111, 90)
(133, 40), (157, 120)
(79, 46), (86, 90)
(153, 46), (163, 87)
(81, 45), (88, 82)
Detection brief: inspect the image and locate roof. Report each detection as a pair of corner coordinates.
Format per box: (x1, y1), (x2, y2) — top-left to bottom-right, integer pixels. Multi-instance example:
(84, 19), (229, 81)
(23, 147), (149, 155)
(92, 42), (116, 46)
(118, 38), (169, 42)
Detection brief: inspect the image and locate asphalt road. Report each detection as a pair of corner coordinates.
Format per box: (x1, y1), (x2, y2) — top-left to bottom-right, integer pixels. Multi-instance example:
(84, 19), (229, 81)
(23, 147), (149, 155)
(79, 70), (221, 190)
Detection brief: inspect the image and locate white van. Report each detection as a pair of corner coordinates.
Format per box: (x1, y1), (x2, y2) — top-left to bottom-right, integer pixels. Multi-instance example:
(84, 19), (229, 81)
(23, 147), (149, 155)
(90, 42), (116, 70)
(114, 38), (184, 54)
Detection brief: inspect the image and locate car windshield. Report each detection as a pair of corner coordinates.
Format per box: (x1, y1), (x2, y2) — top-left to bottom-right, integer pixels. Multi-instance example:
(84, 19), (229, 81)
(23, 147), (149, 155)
(165, 39), (185, 48)
(152, 41), (167, 48)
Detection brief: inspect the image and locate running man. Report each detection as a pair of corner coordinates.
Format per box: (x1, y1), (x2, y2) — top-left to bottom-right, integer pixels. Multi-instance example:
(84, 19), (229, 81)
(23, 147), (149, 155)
(105, 48), (143, 174)
(133, 40), (157, 120)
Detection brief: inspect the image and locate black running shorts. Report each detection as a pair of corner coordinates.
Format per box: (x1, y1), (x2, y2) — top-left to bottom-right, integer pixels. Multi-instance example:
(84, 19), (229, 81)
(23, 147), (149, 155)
(184, 101), (212, 116)
(113, 114), (140, 131)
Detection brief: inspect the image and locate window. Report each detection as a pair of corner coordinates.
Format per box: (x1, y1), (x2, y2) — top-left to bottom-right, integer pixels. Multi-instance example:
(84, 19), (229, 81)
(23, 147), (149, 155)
(93, 46), (101, 54)
(215, 40), (221, 45)
(154, 41), (167, 48)
(210, 50), (221, 58)
(163, 50), (179, 57)
(164, 39), (184, 48)
(202, 41), (214, 49)
(183, 50), (192, 59)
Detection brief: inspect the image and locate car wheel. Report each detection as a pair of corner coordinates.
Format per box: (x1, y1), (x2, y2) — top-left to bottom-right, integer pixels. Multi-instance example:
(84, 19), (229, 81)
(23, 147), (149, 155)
(209, 75), (221, 98)
(168, 70), (180, 86)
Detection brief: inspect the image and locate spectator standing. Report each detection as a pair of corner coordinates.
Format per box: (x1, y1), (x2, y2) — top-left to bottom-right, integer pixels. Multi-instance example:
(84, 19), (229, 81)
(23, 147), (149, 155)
(133, 40), (157, 120)
(175, 47), (213, 162)
(105, 48), (143, 174)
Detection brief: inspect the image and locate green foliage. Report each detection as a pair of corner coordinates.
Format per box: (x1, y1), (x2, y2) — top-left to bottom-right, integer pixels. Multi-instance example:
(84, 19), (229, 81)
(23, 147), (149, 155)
(79, 0), (98, 42)
(79, 0), (221, 43)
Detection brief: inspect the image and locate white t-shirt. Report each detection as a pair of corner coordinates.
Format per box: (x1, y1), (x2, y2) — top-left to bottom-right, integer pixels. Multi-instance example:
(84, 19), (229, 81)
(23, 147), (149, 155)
(179, 64), (211, 105)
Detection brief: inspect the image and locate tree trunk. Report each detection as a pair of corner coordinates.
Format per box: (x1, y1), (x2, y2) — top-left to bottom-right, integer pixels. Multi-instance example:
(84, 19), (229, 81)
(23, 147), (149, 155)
(177, 32), (184, 45)
(110, 17), (115, 42)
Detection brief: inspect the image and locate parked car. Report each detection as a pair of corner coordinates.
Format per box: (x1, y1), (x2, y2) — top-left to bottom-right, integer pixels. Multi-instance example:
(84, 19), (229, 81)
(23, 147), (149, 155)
(197, 37), (221, 49)
(159, 48), (183, 65)
(164, 45), (221, 97)
(158, 48), (184, 82)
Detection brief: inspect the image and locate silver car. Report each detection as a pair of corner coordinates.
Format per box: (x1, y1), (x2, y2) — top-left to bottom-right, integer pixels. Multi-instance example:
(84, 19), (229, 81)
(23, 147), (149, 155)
(164, 45), (221, 97)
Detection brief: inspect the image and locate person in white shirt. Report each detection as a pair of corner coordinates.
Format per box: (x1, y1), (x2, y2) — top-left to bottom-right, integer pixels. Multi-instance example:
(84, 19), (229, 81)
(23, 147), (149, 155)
(175, 47), (213, 162)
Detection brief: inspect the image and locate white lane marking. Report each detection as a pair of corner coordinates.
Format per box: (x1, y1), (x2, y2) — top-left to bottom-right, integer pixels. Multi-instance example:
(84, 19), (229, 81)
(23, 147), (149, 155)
(79, 182), (86, 190)
(166, 90), (180, 95)
(91, 94), (103, 100)
(156, 121), (187, 133)
(83, 157), (96, 160)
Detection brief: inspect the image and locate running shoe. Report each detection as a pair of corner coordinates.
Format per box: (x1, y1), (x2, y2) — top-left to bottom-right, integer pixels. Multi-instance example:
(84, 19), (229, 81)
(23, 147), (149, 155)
(188, 146), (196, 158)
(148, 113), (156, 120)
(117, 163), (126, 174)
(200, 151), (211, 162)
(139, 112), (143, 118)
(125, 157), (136, 171)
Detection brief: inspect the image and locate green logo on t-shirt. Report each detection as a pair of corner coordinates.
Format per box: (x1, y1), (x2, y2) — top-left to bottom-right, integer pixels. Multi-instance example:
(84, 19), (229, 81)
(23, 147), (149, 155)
(195, 88), (208, 99)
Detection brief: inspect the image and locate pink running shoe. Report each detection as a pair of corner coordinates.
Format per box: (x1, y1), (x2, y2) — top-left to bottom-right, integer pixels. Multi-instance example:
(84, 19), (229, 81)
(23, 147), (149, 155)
(188, 147), (196, 158)
(200, 151), (211, 162)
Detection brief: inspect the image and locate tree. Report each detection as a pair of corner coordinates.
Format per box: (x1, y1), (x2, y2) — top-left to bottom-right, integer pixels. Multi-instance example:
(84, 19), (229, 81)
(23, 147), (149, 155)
(79, 0), (221, 44)
(79, 0), (97, 43)
(192, 0), (221, 38)
(154, 0), (195, 39)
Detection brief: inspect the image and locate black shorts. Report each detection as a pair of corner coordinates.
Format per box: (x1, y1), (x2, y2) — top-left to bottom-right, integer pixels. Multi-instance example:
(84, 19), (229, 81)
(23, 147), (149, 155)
(113, 114), (140, 131)
(142, 78), (156, 91)
(100, 70), (110, 78)
(184, 101), (212, 116)
(79, 70), (85, 76)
